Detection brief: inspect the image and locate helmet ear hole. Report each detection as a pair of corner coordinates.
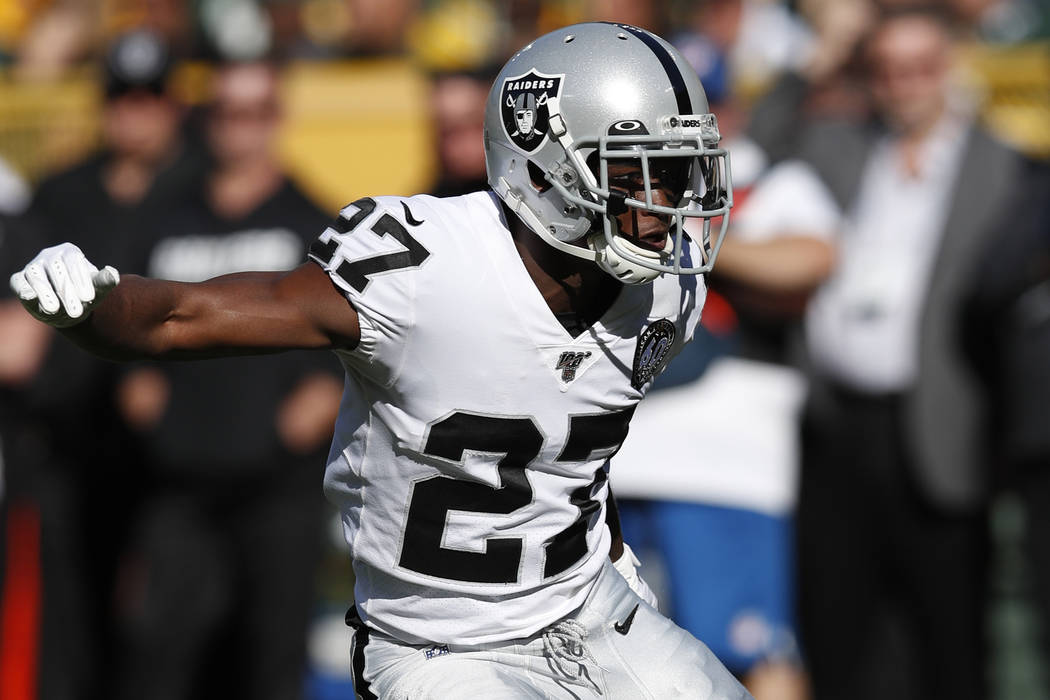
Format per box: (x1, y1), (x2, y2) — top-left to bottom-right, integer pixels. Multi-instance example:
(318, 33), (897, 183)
(527, 160), (552, 193)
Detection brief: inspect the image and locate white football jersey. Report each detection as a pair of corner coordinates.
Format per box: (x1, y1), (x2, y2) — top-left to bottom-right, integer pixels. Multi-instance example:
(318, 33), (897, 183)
(308, 191), (705, 645)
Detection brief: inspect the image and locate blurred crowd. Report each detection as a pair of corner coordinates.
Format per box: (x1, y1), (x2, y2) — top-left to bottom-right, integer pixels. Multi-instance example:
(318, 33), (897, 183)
(0, 1), (1048, 700)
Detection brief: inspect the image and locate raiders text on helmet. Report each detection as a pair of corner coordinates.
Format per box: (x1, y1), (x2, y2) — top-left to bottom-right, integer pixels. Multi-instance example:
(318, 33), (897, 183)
(484, 22), (733, 284)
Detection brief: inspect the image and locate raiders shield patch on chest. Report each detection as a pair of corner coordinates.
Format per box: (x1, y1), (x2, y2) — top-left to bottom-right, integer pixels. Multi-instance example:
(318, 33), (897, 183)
(632, 319), (676, 389)
(500, 70), (563, 154)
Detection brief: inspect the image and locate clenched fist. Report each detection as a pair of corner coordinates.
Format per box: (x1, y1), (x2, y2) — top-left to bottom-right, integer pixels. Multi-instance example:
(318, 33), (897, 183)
(10, 243), (120, 328)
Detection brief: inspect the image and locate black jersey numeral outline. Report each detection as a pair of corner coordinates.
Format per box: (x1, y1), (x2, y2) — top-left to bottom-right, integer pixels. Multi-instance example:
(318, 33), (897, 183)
(397, 407), (635, 584)
(399, 412), (541, 584)
(543, 408), (635, 577)
(309, 197), (430, 293)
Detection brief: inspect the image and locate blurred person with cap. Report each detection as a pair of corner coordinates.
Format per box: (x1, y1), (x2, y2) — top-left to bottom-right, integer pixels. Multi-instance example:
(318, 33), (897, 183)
(0, 28), (201, 700)
(21, 28), (201, 269)
(109, 59), (341, 700)
(749, 5), (1031, 699)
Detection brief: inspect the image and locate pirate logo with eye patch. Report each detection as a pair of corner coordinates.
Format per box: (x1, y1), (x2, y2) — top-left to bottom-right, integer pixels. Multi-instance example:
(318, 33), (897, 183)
(500, 70), (563, 153)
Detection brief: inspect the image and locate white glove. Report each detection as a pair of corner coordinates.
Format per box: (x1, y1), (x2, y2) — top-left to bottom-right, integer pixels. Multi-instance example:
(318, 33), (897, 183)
(613, 542), (659, 609)
(9, 243), (120, 328)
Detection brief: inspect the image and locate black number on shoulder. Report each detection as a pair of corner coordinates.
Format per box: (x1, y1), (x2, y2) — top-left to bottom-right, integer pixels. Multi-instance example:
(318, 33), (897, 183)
(399, 412), (541, 584)
(308, 197), (377, 262)
(310, 197), (430, 293)
(543, 408), (635, 578)
(398, 407), (636, 584)
(333, 197), (378, 233)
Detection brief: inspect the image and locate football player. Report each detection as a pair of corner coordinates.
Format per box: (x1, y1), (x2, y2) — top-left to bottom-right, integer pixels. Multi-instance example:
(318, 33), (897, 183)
(11, 23), (746, 699)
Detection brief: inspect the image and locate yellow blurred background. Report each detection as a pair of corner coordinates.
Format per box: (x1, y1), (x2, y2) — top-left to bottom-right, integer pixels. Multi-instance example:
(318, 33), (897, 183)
(0, 0), (1046, 214)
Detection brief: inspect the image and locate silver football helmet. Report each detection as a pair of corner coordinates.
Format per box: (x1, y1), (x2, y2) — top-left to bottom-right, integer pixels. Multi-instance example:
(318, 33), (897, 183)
(484, 22), (732, 284)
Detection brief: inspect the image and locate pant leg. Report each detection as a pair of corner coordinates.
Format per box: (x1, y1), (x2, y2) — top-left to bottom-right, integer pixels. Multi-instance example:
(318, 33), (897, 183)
(354, 619), (553, 700)
(112, 493), (232, 700)
(1012, 459), (1050, 698)
(896, 486), (988, 700)
(231, 464), (325, 700)
(796, 399), (893, 700)
(355, 562), (751, 700)
(577, 562), (752, 700)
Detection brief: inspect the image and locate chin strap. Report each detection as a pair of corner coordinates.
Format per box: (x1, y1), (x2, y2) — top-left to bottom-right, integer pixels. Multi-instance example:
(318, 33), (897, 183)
(495, 177), (674, 285)
(588, 232), (671, 285)
(495, 177), (598, 263)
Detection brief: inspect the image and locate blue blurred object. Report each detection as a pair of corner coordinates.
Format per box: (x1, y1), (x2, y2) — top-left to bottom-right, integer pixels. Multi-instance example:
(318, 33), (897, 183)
(306, 672), (355, 700)
(618, 499), (797, 674)
(671, 32), (731, 106)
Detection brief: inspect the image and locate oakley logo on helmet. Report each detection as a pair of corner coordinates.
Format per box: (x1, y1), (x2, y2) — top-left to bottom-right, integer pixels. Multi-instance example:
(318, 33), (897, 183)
(608, 120), (649, 136)
(500, 70), (563, 153)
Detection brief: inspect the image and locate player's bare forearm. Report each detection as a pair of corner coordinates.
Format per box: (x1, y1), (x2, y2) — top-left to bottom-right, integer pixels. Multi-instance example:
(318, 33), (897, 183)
(61, 263), (359, 360)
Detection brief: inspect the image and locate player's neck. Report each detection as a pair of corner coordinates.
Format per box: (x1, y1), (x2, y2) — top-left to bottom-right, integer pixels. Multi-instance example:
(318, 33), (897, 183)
(509, 216), (620, 327)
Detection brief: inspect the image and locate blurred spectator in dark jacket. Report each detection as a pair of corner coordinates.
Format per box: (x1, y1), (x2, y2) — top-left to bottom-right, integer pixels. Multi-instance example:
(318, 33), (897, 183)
(964, 159), (1050, 693)
(0, 29), (200, 700)
(110, 60), (341, 700)
(0, 154), (35, 492)
(750, 5), (1031, 699)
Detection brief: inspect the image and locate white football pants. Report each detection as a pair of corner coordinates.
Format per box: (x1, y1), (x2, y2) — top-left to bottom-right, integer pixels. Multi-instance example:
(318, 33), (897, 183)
(348, 561), (753, 699)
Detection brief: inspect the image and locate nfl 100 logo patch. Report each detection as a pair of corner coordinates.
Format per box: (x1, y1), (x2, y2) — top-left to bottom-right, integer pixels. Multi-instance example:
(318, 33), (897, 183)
(555, 351), (592, 383)
(499, 69), (564, 154)
(631, 319), (676, 389)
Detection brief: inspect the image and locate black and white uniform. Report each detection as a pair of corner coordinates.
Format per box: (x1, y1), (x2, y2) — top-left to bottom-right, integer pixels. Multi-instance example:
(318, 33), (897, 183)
(309, 191), (751, 699)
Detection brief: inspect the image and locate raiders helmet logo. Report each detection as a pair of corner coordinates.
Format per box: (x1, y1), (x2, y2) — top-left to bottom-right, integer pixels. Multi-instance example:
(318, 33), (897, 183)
(631, 319), (676, 389)
(500, 70), (563, 154)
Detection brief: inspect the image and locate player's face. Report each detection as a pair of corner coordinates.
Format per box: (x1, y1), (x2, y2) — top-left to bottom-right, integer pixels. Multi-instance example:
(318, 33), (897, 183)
(605, 160), (689, 251)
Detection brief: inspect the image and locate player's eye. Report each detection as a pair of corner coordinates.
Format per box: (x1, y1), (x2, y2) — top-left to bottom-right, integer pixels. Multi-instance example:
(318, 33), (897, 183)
(650, 160), (691, 196)
(607, 171), (645, 191)
(605, 160), (691, 200)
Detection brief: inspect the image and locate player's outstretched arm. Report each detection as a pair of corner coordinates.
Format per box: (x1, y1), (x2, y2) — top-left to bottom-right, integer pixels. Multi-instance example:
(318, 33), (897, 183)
(10, 243), (360, 360)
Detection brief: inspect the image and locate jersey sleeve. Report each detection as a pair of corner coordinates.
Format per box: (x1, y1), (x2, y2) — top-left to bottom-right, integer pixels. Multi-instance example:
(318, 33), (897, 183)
(307, 197), (428, 385)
